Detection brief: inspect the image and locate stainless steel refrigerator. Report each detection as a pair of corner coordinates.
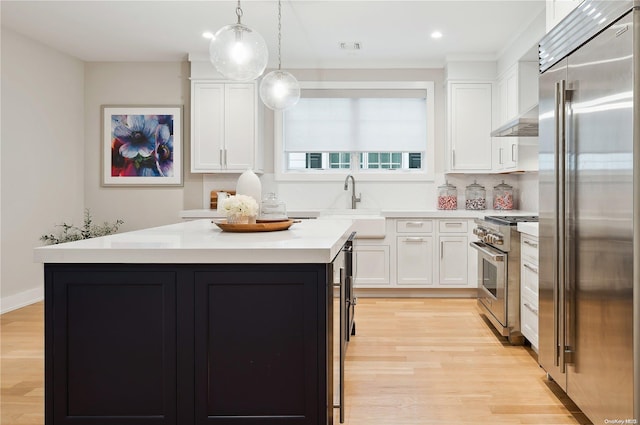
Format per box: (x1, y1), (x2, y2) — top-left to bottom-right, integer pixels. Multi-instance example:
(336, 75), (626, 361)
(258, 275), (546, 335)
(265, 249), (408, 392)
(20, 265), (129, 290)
(538, 1), (639, 423)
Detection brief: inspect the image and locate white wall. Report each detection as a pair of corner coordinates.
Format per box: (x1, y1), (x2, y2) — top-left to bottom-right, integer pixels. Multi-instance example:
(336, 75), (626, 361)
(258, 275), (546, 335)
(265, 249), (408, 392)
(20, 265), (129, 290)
(84, 62), (201, 231)
(1, 28), (85, 312)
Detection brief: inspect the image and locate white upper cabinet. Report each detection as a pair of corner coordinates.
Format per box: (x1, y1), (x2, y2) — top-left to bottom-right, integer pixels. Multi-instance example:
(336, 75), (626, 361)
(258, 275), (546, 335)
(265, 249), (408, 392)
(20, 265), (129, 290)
(191, 80), (263, 173)
(546, 0), (582, 33)
(493, 62), (539, 172)
(496, 62), (538, 126)
(446, 82), (493, 172)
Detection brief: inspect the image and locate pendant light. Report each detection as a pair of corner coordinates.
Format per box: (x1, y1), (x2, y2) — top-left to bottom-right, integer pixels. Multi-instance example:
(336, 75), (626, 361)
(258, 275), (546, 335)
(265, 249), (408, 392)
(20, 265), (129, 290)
(209, 0), (268, 81)
(259, 0), (300, 110)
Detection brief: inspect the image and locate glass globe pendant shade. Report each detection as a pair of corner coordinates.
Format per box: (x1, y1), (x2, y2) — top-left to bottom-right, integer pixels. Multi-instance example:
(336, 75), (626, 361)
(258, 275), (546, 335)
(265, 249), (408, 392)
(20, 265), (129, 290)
(259, 70), (301, 110)
(209, 23), (268, 81)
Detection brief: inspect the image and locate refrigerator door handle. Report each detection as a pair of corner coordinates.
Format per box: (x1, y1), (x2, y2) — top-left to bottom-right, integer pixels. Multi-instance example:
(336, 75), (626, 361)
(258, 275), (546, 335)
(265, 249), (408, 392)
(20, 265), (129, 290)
(555, 79), (567, 371)
(563, 84), (576, 366)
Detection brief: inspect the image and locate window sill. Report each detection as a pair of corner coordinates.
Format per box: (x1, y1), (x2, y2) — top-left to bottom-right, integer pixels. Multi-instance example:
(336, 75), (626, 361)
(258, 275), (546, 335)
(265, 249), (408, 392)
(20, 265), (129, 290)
(274, 170), (435, 182)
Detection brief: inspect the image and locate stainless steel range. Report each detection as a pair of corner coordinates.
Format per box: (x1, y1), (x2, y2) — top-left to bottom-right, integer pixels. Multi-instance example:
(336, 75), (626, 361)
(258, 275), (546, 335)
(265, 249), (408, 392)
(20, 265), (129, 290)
(471, 215), (538, 344)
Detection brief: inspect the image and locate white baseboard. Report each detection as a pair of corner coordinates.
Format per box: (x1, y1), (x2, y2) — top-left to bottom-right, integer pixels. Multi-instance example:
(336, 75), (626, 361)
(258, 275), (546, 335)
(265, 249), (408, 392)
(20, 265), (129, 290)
(1, 287), (44, 314)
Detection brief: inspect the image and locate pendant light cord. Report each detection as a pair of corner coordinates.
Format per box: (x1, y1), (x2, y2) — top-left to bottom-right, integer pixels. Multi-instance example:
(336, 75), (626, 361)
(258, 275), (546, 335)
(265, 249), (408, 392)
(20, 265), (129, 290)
(277, 0), (282, 70)
(236, 0), (243, 24)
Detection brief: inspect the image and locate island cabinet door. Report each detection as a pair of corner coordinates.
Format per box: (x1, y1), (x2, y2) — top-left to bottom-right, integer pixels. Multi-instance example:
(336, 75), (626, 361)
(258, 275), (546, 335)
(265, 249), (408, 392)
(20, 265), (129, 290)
(45, 265), (179, 425)
(193, 265), (327, 425)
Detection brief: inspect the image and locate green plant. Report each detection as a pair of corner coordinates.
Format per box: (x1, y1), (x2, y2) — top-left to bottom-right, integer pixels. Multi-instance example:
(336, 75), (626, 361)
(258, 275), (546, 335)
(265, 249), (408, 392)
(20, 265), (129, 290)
(40, 209), (124, 245)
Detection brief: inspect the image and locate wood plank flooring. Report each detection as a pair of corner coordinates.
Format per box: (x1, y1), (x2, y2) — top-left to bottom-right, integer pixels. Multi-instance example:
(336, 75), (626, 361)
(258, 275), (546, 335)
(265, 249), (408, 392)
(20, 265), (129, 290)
(335, 298), (591, 425)
(1, 302), (44, 425)
(1, 299), (591, 425)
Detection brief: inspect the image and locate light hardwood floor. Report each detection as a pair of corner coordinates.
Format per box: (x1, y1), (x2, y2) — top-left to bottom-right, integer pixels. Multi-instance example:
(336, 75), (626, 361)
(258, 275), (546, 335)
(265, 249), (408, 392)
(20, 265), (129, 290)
(1, 299), (591, 425)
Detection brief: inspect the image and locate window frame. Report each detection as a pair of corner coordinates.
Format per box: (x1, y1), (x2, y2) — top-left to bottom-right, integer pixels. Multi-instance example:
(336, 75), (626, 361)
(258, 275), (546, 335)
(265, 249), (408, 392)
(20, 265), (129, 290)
(274, 81), (436, 182)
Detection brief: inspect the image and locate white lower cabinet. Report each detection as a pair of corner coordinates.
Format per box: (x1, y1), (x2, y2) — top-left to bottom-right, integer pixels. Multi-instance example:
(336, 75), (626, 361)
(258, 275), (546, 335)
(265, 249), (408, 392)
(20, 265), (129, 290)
(353, 243), (390, 286)
(437, 219), (470, 287)
(520, 234), (539, 350)
(438, 236), (468, 285)
(351, 217), (476, 290)
(396, 236), (434, 285)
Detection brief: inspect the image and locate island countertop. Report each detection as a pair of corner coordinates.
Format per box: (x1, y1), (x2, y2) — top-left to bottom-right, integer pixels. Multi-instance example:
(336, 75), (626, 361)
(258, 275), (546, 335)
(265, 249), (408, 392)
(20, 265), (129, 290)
(34, 218), (354, 264)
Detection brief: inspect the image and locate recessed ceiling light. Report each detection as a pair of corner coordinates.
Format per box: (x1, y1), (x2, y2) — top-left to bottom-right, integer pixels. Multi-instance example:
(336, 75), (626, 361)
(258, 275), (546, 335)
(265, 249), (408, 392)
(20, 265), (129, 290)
(202, 31), (215, 39)
(431, 31), (443, 39)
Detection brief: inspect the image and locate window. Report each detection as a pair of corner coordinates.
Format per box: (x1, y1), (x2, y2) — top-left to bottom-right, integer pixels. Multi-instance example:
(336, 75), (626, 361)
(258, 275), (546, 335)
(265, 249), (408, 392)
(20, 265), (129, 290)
(275, 82), (435, 181)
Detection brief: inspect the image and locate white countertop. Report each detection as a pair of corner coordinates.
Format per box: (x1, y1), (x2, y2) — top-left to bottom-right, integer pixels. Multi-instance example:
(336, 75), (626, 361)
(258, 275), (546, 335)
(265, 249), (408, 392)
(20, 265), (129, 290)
(517, 222), (539, 237)
(34, 219), (354, 264)
(180, 208), (537, 220)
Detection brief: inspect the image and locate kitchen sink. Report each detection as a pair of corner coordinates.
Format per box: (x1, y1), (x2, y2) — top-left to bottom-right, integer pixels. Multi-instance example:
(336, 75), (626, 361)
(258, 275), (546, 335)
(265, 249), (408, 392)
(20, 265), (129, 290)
(317, 210), (386, 238)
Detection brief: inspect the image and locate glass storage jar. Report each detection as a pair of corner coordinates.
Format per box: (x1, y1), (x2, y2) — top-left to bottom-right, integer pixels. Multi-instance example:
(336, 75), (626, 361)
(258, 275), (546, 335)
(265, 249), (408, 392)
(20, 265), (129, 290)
(465, 180), (486, 210)
(260, 192), (287, 220)
(493, 180), (514, 210)
(437, 181), (458, 210)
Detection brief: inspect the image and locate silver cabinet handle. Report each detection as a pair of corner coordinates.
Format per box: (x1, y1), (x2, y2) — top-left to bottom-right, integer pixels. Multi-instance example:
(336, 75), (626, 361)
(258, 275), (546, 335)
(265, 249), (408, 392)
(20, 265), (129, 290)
(440, 241), (444, 259)
(406, 221), (424, 227)
(523, 263), (538, 274)
(404, 237), (424, 242)
(219, 148), (224, 167)
(523, 239), (538, 248)
(444, 222), (463, 227)
(499, 147), (504, 164)
(452, 149), (456, 168)
(524, 302), (538, 315)
(511, 143), (517, 162)
(224, 148), (228, 166)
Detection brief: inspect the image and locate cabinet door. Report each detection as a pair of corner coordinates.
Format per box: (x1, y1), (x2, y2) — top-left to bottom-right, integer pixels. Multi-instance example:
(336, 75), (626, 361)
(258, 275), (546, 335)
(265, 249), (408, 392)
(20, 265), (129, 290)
(497, 139), (518, 170)
(47, 267), (178, 424)
(396, 236), (433, 285)
(224, 84), (256, 171)
(438, 236), (468, 286)
(194, 267), (322, 425)
(546, 0), (581, 32)
(192, 82), (225, 172)
(354, 244), (390, 286)
(448, 83), (493, 171)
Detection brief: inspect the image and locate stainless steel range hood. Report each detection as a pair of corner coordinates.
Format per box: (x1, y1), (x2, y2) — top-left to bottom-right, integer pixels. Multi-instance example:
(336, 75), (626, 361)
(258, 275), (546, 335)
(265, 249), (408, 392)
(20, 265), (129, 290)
(490, 105), (538, 137)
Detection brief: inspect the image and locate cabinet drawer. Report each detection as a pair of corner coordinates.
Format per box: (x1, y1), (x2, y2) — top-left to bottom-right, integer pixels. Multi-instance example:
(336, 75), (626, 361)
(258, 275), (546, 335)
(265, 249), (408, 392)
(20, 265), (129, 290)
(521, 292), (539, 348)
(438, 220), (468, 233)
(521, 235), (539, 263)
(396, 220), (433, 234)
(521, 260), (539, 302)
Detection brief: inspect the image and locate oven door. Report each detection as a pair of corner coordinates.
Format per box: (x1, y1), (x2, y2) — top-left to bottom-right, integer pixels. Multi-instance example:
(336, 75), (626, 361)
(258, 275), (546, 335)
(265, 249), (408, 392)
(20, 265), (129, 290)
(471, 241), (507, 328)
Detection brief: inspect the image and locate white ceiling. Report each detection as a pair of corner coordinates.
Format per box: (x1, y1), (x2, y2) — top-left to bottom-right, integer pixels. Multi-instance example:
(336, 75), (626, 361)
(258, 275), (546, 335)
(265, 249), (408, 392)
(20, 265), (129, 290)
(1, 0), (545, 68)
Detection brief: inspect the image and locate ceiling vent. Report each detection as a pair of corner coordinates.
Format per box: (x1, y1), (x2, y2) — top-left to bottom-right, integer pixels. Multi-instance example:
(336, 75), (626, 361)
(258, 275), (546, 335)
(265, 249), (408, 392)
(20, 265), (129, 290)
(340, 42), (361, 50)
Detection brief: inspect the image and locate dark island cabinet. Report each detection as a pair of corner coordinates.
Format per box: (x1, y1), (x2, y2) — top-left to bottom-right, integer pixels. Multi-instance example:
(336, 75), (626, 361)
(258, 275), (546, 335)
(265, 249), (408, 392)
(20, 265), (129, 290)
(45, 264), (332, 425)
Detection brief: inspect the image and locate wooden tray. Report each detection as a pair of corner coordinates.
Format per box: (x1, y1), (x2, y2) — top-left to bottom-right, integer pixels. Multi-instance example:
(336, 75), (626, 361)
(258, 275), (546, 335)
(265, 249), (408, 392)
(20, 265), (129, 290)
(214, 219), (295, 233)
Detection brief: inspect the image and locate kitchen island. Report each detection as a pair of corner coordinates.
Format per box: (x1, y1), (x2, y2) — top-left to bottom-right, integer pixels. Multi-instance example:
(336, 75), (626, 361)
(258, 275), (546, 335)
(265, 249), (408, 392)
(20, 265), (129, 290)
(34, 219), (354, 425)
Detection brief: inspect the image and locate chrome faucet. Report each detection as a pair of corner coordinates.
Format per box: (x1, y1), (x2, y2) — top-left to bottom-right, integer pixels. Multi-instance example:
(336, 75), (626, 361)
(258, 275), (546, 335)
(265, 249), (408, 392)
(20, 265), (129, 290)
(343, 174), (361, 209)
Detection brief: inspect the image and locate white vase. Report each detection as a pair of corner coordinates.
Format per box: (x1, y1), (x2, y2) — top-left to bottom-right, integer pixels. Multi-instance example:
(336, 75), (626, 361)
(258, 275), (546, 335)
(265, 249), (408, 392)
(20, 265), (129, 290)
(236, 169), (262, 207)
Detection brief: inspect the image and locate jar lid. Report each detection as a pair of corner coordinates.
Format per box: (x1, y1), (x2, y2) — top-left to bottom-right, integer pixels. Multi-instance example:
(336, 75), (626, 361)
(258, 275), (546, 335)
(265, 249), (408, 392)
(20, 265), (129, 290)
(438, 180), (457, 190)
(466, 180), (485, 190)
(264, 192), (278, 200)
(493, 180), (512, 190)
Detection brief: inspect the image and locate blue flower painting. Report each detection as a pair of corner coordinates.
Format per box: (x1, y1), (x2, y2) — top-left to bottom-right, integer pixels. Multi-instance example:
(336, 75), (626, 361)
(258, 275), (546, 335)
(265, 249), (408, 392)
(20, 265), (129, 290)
(103, 106), (181, 186)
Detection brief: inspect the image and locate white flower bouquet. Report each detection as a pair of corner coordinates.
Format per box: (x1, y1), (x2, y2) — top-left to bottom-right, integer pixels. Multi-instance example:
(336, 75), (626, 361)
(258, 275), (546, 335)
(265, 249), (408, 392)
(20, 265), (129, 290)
(222, 194), (259, 224)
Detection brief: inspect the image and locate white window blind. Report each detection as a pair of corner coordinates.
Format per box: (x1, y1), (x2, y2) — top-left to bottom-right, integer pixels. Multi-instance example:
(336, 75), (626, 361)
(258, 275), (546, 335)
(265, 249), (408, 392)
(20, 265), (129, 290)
(283, 90), (428, 153)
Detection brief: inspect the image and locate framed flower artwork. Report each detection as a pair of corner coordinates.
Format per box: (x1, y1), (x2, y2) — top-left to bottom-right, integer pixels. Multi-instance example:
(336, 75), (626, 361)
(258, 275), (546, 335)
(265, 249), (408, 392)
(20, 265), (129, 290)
(101, 105), (183, 186)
